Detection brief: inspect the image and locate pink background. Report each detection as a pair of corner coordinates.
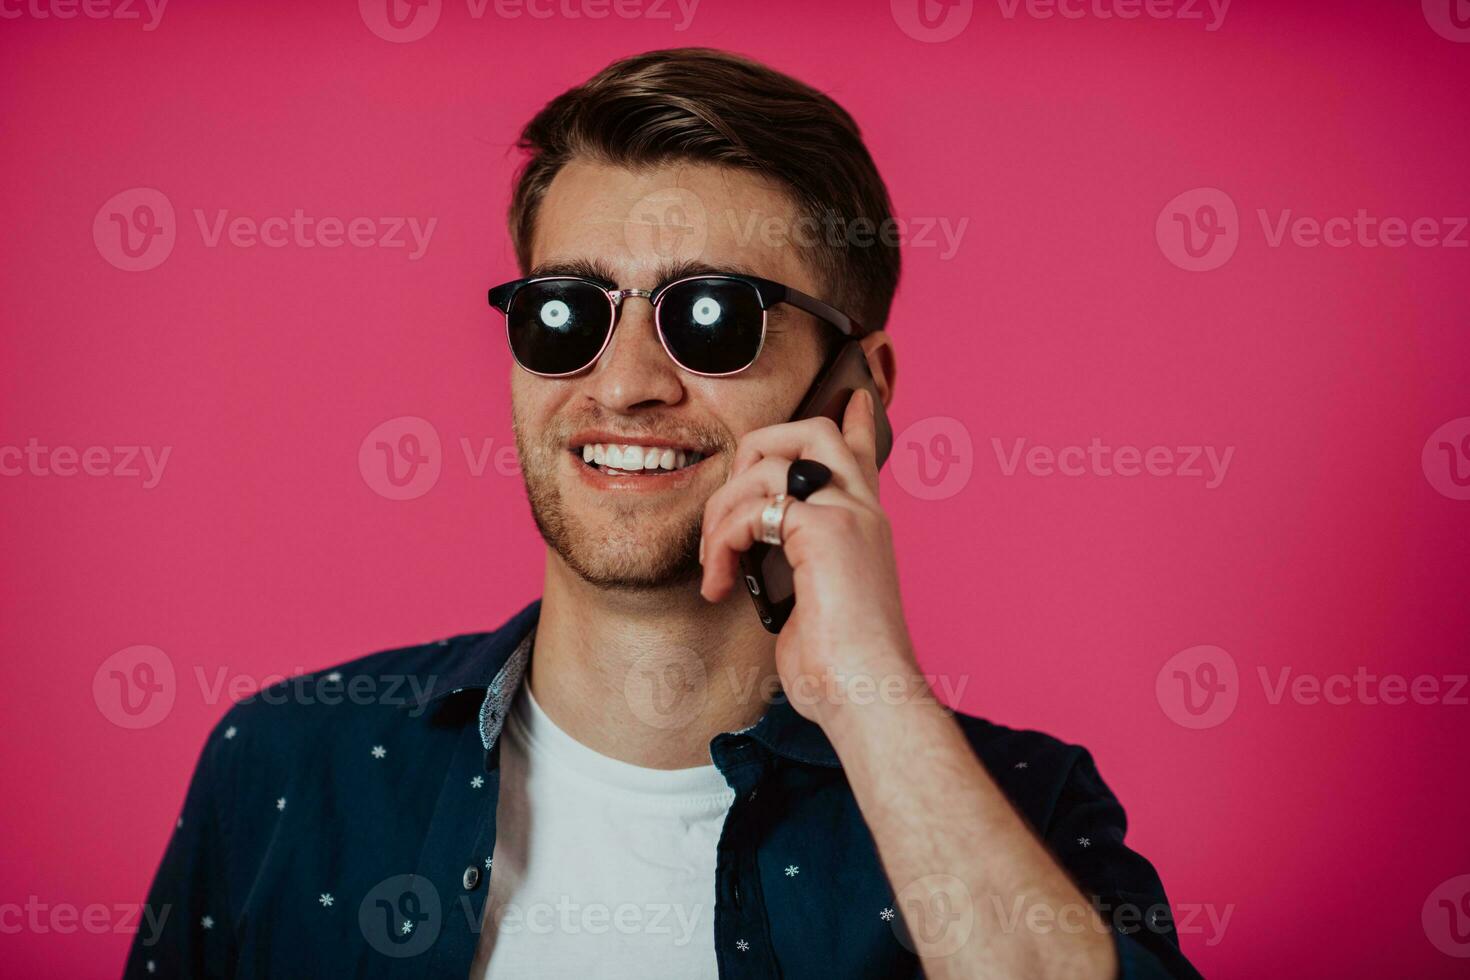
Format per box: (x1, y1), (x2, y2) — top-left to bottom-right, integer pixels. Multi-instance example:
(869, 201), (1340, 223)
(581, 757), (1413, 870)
(3, 0), (1469, 975)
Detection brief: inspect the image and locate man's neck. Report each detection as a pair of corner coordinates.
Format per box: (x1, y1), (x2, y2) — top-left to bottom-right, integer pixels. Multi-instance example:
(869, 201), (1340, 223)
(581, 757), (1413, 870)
(528, 549), (777, 769)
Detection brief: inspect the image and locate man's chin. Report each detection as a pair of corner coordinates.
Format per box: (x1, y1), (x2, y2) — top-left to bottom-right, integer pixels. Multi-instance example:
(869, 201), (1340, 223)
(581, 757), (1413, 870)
(564, 549), (704, 591)
(529, 502), (705, 591)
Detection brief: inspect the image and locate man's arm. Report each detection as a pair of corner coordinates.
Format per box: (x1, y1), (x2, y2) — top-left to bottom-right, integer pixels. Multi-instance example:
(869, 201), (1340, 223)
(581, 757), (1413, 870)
(822, 693), (1115, 979)
(699, 394), (1203, 979)
(822, 693), (1201, 979)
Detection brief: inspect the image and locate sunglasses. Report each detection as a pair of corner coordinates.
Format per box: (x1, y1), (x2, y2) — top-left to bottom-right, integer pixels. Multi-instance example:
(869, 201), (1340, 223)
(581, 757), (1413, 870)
(488, 273), (865, 377)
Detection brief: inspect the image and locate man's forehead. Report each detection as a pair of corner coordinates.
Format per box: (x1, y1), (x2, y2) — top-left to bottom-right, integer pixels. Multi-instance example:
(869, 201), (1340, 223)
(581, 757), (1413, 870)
(529, 158), (816, 291)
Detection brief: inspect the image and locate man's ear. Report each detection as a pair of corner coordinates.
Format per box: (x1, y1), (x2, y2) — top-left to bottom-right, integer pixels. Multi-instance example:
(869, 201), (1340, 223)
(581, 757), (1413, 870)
(858, 331), (897, 408)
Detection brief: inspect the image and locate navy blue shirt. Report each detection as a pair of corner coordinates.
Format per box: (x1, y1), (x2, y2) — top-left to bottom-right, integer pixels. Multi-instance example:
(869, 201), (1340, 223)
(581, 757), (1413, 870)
(124, 600), (1203, 978)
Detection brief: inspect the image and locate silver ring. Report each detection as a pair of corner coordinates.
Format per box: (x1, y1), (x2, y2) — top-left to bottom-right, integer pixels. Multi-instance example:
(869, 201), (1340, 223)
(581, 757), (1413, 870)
(759, 493), (790, 546)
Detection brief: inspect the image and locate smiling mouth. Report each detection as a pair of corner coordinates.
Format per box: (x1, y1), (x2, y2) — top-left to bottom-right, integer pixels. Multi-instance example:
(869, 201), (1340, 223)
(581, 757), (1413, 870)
(571, 442), (707, 477)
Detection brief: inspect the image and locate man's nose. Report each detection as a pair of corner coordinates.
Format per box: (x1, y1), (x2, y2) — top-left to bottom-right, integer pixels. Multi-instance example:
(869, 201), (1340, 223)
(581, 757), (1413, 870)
(587, 300), (684, 412)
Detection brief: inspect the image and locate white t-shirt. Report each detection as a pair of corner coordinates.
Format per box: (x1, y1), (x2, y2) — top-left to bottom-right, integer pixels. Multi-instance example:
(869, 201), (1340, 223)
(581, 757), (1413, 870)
(470, 682), (736, 979)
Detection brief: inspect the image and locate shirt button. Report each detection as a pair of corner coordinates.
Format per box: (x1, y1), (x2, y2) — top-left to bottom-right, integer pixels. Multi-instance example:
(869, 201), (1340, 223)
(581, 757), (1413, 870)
(462, 866), (481, 890)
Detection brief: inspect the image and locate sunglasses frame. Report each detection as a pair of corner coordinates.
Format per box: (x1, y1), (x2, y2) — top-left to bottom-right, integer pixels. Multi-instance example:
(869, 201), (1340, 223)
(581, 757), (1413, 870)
(488, 272), (866, 378)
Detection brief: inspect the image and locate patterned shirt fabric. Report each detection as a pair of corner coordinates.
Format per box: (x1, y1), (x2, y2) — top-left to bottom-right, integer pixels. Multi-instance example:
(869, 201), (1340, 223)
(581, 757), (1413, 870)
(123, 599), (1203, 979)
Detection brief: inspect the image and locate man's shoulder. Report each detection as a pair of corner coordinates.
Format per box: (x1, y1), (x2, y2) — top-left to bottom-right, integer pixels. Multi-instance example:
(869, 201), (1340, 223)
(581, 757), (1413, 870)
(200, 633), (468, 753)
(948, 711), (1092, 789)
(209, 601), (539, 750)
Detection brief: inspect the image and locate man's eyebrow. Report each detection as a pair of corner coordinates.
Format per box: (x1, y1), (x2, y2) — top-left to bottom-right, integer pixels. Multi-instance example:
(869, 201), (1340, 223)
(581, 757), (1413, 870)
(526, 257), (771, 289)
(527, 257), (619, 285)
(648, 259), (767, 285)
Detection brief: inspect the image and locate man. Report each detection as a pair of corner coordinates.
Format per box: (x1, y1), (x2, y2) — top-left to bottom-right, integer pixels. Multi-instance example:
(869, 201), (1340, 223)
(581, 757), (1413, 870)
(126, 48), (1202, 979)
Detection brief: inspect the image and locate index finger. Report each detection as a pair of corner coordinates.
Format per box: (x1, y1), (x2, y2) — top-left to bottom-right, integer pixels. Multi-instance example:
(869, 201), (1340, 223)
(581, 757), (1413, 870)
(730, 406), (878, 502)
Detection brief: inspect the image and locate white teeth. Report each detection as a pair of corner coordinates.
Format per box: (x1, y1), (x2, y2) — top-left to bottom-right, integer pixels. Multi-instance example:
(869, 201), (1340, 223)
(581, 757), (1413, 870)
(576, 443), (706, 472)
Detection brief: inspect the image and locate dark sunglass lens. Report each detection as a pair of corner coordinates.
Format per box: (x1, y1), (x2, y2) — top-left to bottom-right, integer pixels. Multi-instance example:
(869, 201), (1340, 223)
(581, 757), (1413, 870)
(506, 279), (612, 375)
(657, 279), (764, 374)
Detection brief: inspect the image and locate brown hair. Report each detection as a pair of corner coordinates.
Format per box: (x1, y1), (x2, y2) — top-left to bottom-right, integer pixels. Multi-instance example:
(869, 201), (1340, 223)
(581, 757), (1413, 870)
(508, 47), (901, 332)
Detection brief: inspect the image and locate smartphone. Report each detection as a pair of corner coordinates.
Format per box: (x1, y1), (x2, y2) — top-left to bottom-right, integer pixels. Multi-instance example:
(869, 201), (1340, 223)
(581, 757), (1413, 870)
(738, 341), (893, 633)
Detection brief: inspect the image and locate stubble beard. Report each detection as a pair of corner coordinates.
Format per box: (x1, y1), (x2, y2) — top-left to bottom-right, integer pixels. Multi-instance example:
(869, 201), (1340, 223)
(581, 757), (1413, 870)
(513, 410), (711, 591)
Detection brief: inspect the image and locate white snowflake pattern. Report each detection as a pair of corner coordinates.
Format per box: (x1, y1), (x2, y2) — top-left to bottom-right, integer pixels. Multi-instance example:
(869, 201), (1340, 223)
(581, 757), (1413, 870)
(201, 915), (215, 930)
(276, 797), (287, 812)
(176, 817), (183, 829)
(1013, 761), (1027, 769)
(326, 671), (342, 683)
(784, 865), (800, 877)
(224, 726), (238, 739)
(736, 939), (750, 952)
(146, 960), (156, 973)
(880, 907), (895, 921)
(484, 857), (494, 870)
(371, 745), (386, 759)
(470, 775), (485, 789)
(401, 919), (415, 936)
(1077, 837), (1091, 848)
(319, 893), (334, 907)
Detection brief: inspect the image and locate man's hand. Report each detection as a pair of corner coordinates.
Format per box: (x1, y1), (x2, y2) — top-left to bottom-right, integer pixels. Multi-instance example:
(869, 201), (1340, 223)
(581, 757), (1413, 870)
(698, 388), (920, 726)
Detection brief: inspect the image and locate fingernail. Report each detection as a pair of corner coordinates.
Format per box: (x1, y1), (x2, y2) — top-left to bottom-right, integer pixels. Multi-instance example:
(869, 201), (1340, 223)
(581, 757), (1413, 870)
(863, 388), (876, 416)
(698, 535), (705, 564)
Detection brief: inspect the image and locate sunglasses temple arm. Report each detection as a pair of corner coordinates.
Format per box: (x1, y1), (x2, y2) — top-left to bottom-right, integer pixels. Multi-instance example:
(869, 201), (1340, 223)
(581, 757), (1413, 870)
(770, 284), (864, 338)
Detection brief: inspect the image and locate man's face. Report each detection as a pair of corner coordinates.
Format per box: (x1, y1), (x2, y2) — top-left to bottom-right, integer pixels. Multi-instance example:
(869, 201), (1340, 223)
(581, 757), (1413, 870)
(511, 159), (829, 589)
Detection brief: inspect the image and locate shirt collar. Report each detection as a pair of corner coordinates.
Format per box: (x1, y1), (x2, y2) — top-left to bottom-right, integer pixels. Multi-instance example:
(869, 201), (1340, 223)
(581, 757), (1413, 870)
(409, 598), (841, 769)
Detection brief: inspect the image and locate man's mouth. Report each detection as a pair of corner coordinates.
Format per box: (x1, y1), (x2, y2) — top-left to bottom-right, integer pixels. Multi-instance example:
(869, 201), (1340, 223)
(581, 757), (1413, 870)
(571, 442), (707, 478)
